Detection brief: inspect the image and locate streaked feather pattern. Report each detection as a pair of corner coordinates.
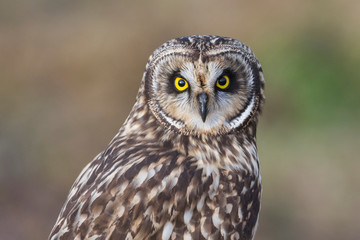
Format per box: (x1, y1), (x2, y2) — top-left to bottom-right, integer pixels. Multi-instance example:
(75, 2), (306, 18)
(49, 35), (265, 240)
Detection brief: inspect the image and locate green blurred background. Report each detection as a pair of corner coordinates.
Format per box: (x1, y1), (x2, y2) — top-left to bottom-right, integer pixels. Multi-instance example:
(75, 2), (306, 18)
(0, 0), (359, 239)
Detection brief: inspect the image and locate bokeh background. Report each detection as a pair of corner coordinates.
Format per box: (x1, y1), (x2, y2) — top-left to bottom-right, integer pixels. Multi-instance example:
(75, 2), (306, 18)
(1, 0), (359, 239)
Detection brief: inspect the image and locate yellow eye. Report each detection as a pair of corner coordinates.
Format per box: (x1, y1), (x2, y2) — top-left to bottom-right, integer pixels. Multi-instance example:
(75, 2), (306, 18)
(216, 75), (230, 90)
(174, 77), (189, 92)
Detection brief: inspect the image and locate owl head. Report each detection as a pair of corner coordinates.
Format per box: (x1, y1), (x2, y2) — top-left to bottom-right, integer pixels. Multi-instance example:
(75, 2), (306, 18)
(142, 35), (265, 136)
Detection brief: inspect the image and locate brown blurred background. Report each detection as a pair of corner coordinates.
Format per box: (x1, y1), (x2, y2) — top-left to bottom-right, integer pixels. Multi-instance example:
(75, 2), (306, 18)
(0, 0), (359, 239)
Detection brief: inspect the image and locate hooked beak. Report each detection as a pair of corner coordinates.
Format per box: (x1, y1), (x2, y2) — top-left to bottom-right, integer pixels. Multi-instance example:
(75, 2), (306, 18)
(198, 92), (208, 122)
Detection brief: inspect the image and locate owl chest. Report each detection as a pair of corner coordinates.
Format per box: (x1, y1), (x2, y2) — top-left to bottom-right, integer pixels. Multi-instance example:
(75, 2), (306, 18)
(166, 163), (262, 239)
(92, 141), (261, 239)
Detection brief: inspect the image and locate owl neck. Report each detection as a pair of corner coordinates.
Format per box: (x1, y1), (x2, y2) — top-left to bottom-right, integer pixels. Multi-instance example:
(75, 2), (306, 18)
(121, 102), (259, 175)
(176, 124), (260, 175)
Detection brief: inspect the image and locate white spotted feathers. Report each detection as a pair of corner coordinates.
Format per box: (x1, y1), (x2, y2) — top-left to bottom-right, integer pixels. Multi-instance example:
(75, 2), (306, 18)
(49, 35), (265, 240)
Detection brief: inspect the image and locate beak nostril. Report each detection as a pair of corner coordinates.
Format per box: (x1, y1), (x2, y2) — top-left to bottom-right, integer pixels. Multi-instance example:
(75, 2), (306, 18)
(198, 92), (208, 122)
(199, 92), (208, 103)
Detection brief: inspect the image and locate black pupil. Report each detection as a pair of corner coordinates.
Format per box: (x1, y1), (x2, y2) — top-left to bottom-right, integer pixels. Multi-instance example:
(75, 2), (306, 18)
(218, 77), (227, 85)
(178, 79), (185, 87)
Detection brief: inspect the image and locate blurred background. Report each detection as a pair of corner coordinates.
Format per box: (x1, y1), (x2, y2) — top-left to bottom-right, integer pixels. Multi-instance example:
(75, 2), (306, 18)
(0, 0), (359, 239)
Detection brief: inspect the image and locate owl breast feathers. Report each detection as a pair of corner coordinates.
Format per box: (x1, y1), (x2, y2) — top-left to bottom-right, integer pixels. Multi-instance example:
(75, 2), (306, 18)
(49, 35), (265, 240)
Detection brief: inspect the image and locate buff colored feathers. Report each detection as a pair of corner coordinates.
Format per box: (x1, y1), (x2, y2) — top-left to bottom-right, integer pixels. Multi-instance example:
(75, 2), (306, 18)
(49, 35), (265, 240)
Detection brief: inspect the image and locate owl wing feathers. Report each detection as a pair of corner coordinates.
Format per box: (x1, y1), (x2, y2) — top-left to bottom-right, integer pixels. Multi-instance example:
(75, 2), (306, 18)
(49, 135), (260, 240)
(49, 137), (192, 239)
(49, 36), (263, 240)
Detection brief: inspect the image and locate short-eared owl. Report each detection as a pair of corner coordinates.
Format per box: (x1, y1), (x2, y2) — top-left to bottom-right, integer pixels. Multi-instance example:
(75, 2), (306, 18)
(49, 35), (265, 240)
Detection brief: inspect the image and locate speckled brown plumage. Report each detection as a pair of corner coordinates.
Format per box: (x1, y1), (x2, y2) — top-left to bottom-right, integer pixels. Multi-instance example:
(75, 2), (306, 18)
(49, 35), (265, 240)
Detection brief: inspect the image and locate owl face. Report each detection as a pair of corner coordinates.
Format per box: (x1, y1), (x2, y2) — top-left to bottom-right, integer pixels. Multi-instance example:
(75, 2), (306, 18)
(145, 36), (263, 136)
